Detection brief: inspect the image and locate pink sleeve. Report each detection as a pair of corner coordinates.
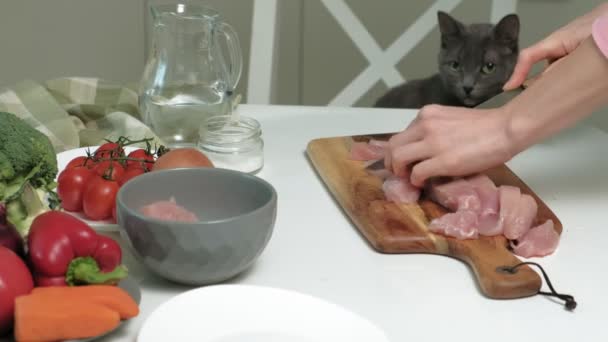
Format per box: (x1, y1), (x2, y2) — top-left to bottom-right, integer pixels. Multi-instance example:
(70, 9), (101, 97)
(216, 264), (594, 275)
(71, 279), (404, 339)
(592, 14), (608, 58)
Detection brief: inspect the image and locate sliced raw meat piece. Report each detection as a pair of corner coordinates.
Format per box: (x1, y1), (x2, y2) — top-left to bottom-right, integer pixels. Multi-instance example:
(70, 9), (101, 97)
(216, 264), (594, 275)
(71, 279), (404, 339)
(511, 220), (559, 258)
(382, 175), (421, 204)
(498, 185), (521, 238)
(368, 139), (388, 148)
(504, 194), (538, 240)
(427, 178), (481, 212)
(363, 159), (393, 179)
(428, 210), (479, 240)
(368, 168), (393, 180)
(350, 141), (385, 161)
(478, 216), (503, 236)
(139, 197), (199, 222)
(466, 174), (498, 215)
(466, 174), (501, 236)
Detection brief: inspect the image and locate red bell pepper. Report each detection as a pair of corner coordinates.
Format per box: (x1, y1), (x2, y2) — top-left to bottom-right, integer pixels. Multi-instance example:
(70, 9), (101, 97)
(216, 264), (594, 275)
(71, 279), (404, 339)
(0, 246), (34, 336)
(27, 211), (128, 287)
(0, 204), (23, 256)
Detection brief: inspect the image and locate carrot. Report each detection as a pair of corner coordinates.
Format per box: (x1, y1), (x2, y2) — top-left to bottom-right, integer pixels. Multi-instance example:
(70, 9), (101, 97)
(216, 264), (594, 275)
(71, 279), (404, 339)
(30, 285), (139, 319)
(14, 294), (120, 342)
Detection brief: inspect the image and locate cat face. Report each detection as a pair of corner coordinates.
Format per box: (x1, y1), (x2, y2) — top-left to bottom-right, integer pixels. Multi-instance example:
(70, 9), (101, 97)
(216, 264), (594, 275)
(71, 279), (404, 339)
(437, 12), (520, 107)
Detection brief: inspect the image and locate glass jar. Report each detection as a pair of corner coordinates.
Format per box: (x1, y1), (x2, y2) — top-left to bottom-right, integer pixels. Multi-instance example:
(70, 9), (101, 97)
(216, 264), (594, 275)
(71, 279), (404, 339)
(198, 115), (264, 174)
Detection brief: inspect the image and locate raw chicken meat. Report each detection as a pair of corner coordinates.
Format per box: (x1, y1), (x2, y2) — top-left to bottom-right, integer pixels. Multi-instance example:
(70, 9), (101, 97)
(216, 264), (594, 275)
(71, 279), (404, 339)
(350, 141), (386, 161)
(466, 174), (499, 215)
(139, 197), (199, 222)
(382, 175), (421, 204)
(466, 174), (501, 236)
(368, 139), (388, 148)
(504, 194), (538, 240)
(363, 159), (393, 179)
(427, 178), (481, 212)
(510, 220), (559, 258)
(498, 185), (521, 238)
(348, 137), (559, 256)
(355, 148), (419, 203)
(428, 210), (479, 240)
(478, 218), (503, 237)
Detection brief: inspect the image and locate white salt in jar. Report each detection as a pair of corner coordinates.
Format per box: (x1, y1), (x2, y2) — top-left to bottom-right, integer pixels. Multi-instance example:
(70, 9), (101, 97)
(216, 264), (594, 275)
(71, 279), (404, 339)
(197, 115), (264, 174)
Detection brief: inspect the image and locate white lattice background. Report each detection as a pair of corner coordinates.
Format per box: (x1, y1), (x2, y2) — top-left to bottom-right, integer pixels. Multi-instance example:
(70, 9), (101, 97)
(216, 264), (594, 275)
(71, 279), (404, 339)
(248, 0), (518, 106)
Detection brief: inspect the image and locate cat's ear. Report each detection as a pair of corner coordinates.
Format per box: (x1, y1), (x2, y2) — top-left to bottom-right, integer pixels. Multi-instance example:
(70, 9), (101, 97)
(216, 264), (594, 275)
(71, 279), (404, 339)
(493, 14), (520, 46)
(437, 11), (464, 38)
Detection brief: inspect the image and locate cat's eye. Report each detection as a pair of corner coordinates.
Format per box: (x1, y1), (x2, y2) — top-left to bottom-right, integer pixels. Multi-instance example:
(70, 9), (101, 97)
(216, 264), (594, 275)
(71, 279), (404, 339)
(482, 62), (496, 74)
(449, 61), (460, 71)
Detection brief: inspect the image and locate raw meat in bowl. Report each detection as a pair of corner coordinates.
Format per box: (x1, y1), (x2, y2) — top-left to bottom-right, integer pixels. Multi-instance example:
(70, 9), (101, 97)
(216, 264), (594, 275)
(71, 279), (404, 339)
(139, 197), (199, 223)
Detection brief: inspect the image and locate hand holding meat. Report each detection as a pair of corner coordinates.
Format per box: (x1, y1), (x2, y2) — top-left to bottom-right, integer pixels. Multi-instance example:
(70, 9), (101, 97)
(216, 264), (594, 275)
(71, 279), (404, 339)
(384, 105), (514, 187)
(388, 24), (608, 185)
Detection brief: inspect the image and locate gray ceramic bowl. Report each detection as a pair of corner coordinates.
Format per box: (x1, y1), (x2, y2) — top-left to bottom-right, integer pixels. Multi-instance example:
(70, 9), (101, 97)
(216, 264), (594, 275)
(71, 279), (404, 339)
(116, 167), (277, 286)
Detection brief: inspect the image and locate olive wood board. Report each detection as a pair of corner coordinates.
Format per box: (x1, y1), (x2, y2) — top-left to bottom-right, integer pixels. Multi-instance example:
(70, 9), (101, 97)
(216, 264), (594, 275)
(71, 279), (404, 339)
(306, 134), (563, 300)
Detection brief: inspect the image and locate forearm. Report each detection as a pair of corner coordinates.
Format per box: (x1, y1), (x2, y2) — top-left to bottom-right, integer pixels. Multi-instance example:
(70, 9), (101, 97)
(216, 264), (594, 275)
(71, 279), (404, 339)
(505, 36), (608, 155)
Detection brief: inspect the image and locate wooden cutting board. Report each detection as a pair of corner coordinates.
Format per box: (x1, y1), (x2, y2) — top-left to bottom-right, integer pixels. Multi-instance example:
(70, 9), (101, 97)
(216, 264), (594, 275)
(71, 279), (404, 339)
(306, 134), (563, 300)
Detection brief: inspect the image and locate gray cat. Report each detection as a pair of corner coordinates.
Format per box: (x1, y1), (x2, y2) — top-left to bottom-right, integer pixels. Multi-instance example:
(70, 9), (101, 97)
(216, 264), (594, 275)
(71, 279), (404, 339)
(374, 11), (519, 108)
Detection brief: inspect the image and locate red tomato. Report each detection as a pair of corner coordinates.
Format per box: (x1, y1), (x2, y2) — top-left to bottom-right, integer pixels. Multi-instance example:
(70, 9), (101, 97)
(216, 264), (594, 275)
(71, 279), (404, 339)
(65, 156), (95, 169)
(57, 167), (94, 212)
(119, 167), (145, 186)
(93, 161), (125, 181)
(82, 177), (120, 220)
(126, 149), (155, 171)
(94, 142), (124, 160)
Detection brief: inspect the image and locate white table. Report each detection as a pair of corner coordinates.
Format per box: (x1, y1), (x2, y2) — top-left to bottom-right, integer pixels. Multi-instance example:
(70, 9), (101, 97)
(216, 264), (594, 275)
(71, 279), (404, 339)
(104, 104), (608, 342)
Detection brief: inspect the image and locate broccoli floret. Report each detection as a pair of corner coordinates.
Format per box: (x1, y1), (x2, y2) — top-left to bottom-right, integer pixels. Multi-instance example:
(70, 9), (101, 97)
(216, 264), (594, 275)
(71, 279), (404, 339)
(0, 112), (58, 187)
(0, 111), (59, 238)
(0, 150), (15, 181)
(6, 183), (48, 236)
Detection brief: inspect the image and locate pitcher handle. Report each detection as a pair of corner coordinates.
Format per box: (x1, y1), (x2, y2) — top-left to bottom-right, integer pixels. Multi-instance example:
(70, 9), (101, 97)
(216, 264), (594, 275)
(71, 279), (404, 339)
(217, 22), (243, 93)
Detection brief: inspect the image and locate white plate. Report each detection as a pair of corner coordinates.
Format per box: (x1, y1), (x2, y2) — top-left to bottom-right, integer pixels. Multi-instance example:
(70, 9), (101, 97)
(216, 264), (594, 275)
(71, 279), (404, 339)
(56, 146), (138, 232)
(137, 284), (390, 342)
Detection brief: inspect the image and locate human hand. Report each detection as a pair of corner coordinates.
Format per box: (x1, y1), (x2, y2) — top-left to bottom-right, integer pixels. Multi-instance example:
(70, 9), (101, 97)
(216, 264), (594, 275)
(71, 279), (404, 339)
(384, 105), (515, 187)
(503, 2), (608, 90)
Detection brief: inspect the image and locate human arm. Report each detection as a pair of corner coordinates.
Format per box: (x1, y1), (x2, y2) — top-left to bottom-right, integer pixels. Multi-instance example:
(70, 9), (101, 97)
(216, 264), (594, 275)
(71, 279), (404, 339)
(506, 35), (608, 154)
(504, 2), (608, 90)
(386, 34), (608, 187)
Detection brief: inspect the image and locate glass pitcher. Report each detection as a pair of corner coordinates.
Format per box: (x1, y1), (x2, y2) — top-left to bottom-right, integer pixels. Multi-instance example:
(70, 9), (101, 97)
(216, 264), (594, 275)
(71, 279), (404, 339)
(139, 3), (243, 148)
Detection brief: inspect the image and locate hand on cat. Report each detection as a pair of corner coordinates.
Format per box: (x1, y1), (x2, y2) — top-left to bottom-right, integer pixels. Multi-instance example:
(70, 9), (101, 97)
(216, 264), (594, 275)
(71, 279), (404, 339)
(384, 104), (514, 187)
(503, 2), (608, 90)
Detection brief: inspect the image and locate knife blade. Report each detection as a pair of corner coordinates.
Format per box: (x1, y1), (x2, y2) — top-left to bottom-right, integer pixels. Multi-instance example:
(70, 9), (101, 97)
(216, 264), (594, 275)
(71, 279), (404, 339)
(364, 82), (531, 172)
(473, 86), (524, 109)
(475, 70), (539, 109)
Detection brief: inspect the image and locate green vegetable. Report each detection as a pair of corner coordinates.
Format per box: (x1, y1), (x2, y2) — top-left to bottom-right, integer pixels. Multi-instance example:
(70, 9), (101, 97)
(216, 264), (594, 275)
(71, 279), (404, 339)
(0, 150), (15, 181)
(65, 257), (128, 286)
(0, 112), (60, 238)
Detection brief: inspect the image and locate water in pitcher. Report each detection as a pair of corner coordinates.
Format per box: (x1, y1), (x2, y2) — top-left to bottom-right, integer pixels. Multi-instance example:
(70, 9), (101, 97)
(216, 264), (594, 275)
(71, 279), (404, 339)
(139, 3), (243, 148)
(140, 85), (230, 148)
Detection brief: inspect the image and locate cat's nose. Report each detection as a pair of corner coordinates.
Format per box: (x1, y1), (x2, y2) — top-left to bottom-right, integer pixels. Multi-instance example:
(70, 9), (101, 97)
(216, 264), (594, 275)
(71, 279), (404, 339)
(463, 86), (473, 95)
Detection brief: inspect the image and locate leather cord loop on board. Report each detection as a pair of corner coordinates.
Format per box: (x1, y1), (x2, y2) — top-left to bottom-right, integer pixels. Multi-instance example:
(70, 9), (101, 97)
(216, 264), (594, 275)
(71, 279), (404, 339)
(498, 262), (577, 311)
